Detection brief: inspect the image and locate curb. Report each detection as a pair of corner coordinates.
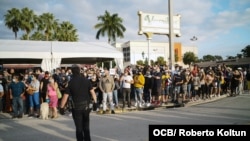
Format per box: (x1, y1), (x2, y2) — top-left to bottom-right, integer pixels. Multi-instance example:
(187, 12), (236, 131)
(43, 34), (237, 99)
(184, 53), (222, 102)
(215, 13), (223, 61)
(183, 94), (228, 107)
(94, 94), (229, 115)
(0, 94), (232, 118)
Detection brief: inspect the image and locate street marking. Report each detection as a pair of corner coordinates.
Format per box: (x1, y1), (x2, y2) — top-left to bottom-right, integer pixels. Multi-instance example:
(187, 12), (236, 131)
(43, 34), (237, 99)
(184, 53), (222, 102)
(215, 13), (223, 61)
(91, 114), (124, 121)
(92, 135), (119, 141)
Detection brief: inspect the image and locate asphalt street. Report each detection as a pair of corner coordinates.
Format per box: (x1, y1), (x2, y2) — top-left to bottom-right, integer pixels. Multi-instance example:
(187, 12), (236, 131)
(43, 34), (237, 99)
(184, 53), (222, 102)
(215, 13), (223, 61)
(0, 92), (249, 141)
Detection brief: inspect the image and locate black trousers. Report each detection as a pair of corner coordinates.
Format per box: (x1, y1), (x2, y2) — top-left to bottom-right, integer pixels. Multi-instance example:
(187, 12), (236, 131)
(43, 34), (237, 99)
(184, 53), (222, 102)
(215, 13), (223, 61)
(72, 108), (91, 141)
(122, 88), (131, 107)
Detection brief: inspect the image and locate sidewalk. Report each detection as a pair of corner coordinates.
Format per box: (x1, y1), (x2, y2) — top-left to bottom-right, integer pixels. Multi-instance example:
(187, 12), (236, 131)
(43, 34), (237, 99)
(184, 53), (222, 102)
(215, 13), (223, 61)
(96, 93), (229, 114)
(0, 94), (229, 118)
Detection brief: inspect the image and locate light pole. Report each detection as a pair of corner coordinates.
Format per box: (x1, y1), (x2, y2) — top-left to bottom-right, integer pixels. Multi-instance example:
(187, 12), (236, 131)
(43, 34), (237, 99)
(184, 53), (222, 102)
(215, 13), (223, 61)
(168, 0), (175, 70)
(153, 49), (157, 61)
(142, 51), (145, 65)
(133, 51), (136, 64)
(190, 36), (198, 53)
(190, 36), (198, 42)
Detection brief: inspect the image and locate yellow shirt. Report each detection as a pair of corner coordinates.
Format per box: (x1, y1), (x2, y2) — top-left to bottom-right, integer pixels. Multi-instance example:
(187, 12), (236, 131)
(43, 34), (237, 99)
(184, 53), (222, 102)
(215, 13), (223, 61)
(134, 74), (145, 88)
(161, 74), (170, 88)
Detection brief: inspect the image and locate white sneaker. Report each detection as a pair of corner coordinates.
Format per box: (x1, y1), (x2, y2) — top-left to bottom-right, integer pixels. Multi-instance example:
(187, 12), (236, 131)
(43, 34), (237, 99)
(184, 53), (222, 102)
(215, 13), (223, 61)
(134, 102), (138, 107)
(141, 100), (145, 106)
(139, 102), (144, 108)
(146, 102), (151, 107)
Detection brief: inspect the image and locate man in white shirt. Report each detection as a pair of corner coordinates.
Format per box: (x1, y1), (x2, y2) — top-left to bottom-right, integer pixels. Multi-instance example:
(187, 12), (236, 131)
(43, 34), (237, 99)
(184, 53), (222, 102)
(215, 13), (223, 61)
(120, 69), (134, 108)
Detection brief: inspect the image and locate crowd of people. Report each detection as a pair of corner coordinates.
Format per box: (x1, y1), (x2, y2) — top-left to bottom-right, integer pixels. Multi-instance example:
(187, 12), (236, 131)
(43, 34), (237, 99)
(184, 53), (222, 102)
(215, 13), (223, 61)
(110, 63), (250, 109)
(0, 68), (70, 119)
(0, 63), (250, 118)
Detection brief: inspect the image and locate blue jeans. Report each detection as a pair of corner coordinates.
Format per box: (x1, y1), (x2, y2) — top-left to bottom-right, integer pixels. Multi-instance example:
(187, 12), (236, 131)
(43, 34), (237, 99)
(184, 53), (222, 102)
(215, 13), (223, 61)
(134, 87), (143, 103)
(165, 85), (172, 95)
(12, 97), (23, 116)
(102, 92), (114, 111)
(187, 84), (192, 98)
(173, 86), (181, 101)
(113, 90), (119, 106)
(29, 92), (40, 109)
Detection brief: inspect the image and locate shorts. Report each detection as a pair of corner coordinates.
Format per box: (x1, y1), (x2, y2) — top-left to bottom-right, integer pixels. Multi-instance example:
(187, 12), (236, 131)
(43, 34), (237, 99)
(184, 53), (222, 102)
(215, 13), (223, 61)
(152, 87), (161, 97)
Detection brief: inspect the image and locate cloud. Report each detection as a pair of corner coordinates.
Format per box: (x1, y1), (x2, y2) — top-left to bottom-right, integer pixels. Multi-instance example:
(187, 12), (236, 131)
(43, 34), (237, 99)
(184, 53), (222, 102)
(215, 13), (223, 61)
(0, 0), (249, 59)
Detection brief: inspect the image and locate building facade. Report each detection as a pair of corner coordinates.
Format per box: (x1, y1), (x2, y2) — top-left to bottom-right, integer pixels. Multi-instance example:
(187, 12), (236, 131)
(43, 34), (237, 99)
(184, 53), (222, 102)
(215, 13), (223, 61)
(114, 41), (198, 67)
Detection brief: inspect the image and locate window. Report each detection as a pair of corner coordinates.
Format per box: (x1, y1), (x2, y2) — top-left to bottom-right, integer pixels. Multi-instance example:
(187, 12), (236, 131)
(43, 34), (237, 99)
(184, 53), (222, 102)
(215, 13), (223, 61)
(123, 47), (130, 62)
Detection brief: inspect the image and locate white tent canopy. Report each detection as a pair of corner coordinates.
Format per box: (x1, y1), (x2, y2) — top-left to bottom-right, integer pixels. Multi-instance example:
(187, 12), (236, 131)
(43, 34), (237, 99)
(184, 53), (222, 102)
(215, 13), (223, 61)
(0, 40), (51, 59)
(0, 39), (124, 72)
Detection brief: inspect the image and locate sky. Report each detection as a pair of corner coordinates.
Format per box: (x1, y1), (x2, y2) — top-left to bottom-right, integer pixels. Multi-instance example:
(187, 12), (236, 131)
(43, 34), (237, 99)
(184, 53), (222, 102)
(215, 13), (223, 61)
(0, 0), (250, 59)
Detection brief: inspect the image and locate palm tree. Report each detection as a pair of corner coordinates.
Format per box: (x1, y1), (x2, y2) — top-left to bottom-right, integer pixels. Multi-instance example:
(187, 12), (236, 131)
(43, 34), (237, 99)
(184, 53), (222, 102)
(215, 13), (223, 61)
(94, 10), (126, 44)
(4, 8), (21, 39)
(20, 34), (28, 40)
(30, 31), (45, 40)
(57, 21), (78, 41)
(20, 7), (36, 40)
(37, 13), (58, 41)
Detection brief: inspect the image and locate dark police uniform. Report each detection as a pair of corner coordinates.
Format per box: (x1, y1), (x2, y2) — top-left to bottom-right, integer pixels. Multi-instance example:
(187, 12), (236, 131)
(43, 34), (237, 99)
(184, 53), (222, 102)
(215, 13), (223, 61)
(64, 75), (93, 141)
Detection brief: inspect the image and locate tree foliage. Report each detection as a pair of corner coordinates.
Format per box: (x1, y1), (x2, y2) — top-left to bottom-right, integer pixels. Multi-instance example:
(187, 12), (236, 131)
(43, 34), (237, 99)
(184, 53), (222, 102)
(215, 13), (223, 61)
(155, 56), (166, 66)
(20, 7), (36, 40)
(94, 10), (126, 44)
(56, 21), (78, 41)
(4, 7), (78, 41)
(136, 60), (144, 66)
(4, 8), (21, 39)
(241, 45), (250, 57)
(214, 55), (223, 61)
(183, 52), (197, 65)
(202, 55), (216, 61)
(37, 12), (59, 41)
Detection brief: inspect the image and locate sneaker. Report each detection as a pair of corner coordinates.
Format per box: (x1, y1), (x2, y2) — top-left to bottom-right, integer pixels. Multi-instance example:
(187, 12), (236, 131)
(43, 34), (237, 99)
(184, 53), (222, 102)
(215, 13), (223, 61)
(102, 111), (106, 114)
(134, 102), (138, 107)
(146, 102), (151, 107)
(111, 110), (115, 114)
(139, 103), (143, 108)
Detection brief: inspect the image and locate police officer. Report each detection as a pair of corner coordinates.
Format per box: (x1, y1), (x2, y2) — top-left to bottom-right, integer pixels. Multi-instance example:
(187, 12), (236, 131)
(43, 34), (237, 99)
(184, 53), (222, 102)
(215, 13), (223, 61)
(60, 64), (97, 141)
